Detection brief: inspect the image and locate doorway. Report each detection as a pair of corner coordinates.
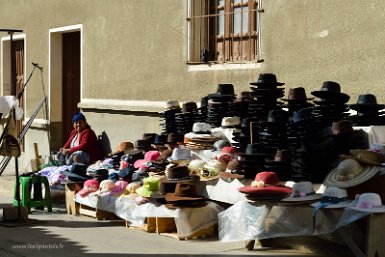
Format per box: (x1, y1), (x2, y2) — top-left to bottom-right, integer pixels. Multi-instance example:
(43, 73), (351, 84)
(62, 31), (80, 145)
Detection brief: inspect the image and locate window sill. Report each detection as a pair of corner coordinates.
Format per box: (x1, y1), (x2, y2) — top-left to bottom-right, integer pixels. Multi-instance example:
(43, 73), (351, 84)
(187, 62), (262, 72)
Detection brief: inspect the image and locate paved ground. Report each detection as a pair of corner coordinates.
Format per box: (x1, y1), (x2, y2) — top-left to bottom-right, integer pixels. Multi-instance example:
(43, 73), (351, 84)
(0, 168), (354, 257)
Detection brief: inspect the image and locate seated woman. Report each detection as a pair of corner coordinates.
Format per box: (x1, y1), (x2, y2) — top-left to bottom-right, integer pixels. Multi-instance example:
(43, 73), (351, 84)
(58, 112), (102, 165)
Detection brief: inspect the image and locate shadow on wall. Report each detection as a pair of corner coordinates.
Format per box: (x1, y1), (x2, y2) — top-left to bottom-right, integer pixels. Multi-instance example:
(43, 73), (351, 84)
(98, 131), (111, 157)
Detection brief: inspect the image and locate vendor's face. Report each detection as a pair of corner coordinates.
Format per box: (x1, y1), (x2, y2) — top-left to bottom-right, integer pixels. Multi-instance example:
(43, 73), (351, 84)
(73, 120), (87, 132)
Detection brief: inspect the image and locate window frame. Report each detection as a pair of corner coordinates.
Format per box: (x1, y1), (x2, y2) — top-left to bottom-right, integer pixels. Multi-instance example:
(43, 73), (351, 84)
(187, 0), (260, 64)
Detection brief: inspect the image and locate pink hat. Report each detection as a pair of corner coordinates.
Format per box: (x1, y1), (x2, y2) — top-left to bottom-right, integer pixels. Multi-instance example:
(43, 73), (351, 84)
(133, 150), (161, 169)
(238, 172), (292, 197)
(110, 180), (129, 195)
(78, 179), (100, 197)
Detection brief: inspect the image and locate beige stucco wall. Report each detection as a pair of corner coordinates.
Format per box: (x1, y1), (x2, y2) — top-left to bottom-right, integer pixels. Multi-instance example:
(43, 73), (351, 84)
(1, 0), (385, 166)
(261, 0), (385, 103)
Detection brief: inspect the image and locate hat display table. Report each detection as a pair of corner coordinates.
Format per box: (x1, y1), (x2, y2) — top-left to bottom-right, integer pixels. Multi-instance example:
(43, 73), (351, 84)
(13, 175), (52, 213)
(75, 192), (222, 239)
(218, 200), (384, 257)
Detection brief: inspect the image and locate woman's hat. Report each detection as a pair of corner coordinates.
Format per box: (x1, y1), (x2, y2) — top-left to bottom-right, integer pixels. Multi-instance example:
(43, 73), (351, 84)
(311, 187), (351, 209)
(323, 158), (381, 188)
(165, 183), (206, 202)
(133, 150), (161, 169)
(72, 112), (86, 123)
(238, 172), (292, 197)
(167, 148), (192, 163)
(348, 193), (385, 213)
(182, 102), (198, 113)
(78, 179), (100, 197)
(282, 87), (313, 101)
(281, 181), (322, 202)
(349, 94), (385, 111)
(348, 149), (385, 166)
(199, 159), (226, 181)
(135, 176), (161, 198)
(311, 81), (350, 103)
(110, 180), (129, 196)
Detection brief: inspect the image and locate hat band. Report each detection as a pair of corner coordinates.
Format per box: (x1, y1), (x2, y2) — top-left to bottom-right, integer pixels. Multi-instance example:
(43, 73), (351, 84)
(291, 191), (315, 198)
(356, 201), (381, 209)
(321, 196), (348, 204)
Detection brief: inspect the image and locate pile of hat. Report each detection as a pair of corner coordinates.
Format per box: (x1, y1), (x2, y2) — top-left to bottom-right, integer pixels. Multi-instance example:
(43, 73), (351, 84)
(281, 87), (314, 115)
(348, 94), (385, 126)
(310, 81), (351, 126)
(248, 73), (285, 125)
(174, 102), (198, 135)
(184, 123), (220, 150)
(235, 144), (267, 179)
(264, 149), (293, 181)
(231, 118), (254, 151)
(206, 84), (237, 127)
(159, 100), (182, 134)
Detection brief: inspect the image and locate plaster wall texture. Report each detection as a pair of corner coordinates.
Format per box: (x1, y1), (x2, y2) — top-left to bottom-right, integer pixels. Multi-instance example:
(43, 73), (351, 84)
(1, 0), (385, 164)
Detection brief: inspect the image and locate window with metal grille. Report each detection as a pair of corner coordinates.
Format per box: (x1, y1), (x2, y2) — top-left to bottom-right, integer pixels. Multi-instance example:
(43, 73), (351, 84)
(187, 0), (259, 64)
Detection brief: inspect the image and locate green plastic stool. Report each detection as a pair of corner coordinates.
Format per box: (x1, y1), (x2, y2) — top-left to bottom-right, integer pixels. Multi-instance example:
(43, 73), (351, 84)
(13, 175), (52, 213)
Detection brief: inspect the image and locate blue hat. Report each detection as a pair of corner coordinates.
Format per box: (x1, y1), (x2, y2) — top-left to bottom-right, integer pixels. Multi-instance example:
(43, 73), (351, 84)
(72, 112), (86, 124)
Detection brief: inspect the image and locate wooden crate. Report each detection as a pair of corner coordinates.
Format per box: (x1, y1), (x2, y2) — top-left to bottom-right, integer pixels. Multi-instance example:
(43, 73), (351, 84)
(157, 217), (216, 240)
(125, 217), (156, 232)
(79, 204), (120, 220)
(65, 183), (80, 216)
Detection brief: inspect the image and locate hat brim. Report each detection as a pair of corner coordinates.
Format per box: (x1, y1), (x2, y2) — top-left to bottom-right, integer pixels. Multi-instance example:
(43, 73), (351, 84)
(238, 185), (292, 196)
(134, 159), (148, 169)
(135, 187), (153, 198)
(281, 194), (322, 202)
(348, 206), (385, 213)
(349, 104), (385, 110)
(311, 200), (352, 209)
(323, 165), (381, 188)
(165, 193), (206, 202)
(161, 175), (200, 183)
(311, 91), (350, 102)
(62, 170), (90, 181)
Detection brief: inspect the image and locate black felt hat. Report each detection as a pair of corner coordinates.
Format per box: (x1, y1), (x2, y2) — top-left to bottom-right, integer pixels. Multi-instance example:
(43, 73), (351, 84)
(311, 81), (350, 103)
(349, 94), (385, 111)
(250, 73), (285, 86)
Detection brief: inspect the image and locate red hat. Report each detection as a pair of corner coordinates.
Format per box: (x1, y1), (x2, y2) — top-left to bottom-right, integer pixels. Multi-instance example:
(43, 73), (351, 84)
(217, 146), (238, 163)
(238, 171), (291, 196)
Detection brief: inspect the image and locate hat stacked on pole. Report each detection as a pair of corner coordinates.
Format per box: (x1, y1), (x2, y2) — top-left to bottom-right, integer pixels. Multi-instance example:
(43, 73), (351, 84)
(206, 84), (237, 127)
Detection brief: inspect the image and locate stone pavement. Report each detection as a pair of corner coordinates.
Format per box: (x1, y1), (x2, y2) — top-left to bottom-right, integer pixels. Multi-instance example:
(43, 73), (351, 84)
(0, 171), (354, 257)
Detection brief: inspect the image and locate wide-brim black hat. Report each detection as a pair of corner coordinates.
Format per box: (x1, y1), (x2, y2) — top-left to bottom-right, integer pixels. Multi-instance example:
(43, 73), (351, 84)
(62, 163), (90, 181)
(249, 73), (285, 86)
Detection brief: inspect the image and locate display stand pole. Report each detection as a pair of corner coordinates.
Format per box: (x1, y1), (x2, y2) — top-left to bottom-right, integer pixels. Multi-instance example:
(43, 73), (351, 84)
(0, 29), (23, 222)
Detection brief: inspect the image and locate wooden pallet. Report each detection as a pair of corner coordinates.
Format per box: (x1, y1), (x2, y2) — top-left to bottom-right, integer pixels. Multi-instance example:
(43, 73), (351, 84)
(125, 217), (157, 233)
(79, 204), (121, 220)
(125, 217), (215, 240)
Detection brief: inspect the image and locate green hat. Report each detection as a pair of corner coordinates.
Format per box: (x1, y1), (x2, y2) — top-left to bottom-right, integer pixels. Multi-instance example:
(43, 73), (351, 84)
(135, 176), (160, 197)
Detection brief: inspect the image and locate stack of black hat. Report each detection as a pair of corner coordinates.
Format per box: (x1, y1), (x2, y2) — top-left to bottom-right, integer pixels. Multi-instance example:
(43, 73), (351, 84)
(159, 103), (182, 134)
(206, 84), (237, 127)
(289, 109), (337, 182)
(281, 87), (314, 116)
(235, 143), (267, 179)
(174, 102), (198, 135)
(287, 108), (320, 149)
(248, 73), (285, 121)
(264, 149), (293, 181)
(310, 81), (351, 127)
(257, 110), (290, 158)
(348, 94), (385, 125)
(232, 118), (255, 151)
(233, 91), (251, 118)
(195, 96), (209, 123)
